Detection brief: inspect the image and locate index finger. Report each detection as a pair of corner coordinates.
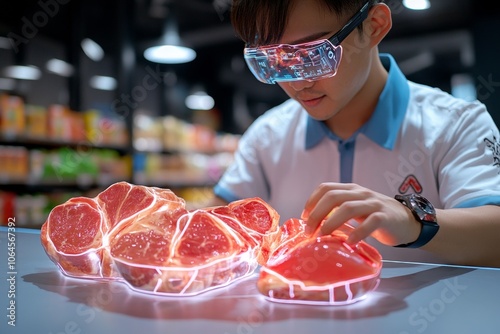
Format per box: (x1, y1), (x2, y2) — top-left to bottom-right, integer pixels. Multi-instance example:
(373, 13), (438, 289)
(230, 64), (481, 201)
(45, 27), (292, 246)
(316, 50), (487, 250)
(301, 183), (358, 234)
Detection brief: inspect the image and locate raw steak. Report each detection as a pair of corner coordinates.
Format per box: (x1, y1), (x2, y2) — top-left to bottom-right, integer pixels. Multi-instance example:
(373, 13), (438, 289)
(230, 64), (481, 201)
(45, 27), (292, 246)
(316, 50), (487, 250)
(257, 218), (382, 305)
(40, 182), (279, 295)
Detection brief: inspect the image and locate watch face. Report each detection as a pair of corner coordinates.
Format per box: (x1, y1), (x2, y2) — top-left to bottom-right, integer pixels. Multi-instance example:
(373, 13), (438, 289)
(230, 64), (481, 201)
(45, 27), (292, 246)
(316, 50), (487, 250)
(412, 195), (435, 214)
(394, 194), (439, 248)
(410, 194), (437, 223)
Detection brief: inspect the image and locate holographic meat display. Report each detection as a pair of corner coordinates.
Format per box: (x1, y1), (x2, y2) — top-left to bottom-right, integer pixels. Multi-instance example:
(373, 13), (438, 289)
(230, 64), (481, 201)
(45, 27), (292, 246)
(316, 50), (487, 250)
(41, 182), (279, 295)
(41, 182), (382, 303)
(258, 218), (382, 305)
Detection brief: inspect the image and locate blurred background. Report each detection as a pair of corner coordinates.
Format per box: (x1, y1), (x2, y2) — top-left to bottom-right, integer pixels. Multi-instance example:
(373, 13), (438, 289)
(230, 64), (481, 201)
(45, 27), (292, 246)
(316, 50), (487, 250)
(0, 0), (499, 227)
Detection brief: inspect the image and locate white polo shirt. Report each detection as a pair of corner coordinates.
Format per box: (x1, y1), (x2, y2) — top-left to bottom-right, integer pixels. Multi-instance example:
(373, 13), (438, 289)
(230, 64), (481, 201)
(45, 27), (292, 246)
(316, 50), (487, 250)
(214, 54), (500, 263)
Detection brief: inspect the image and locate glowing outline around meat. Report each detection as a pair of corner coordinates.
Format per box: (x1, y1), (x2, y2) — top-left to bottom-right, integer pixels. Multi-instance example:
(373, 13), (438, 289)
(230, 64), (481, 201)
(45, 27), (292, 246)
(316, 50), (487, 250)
(41, 182), (279, 296)
(40, 182), (382, 304)
(257, 219), (382, 305)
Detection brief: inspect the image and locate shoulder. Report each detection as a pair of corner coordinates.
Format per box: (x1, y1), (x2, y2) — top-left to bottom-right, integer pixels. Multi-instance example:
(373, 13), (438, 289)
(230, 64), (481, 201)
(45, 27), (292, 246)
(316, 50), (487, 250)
(403, 82), (499, 156)
(408, 82), (488, 119)
(405, 82), (495, 133)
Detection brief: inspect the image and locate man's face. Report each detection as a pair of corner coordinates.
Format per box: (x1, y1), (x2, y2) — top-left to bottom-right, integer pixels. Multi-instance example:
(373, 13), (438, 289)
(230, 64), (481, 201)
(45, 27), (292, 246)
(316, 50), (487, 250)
(276, 0), (374, 121)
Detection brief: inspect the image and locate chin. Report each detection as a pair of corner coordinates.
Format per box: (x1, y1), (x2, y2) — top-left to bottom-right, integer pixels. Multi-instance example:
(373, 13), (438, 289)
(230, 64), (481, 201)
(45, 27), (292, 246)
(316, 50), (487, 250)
(303, 107), (339, 122)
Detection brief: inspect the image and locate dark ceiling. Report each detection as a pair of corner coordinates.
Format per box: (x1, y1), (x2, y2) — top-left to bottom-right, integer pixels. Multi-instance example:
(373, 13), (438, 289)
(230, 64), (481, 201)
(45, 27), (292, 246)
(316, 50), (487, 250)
(1, 0), (491, 50)
(0, 0), (499, 130)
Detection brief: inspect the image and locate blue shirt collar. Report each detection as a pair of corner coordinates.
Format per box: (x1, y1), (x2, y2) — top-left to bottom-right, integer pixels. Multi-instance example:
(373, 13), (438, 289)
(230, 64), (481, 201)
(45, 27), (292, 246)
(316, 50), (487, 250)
(305, 53), (410, 150)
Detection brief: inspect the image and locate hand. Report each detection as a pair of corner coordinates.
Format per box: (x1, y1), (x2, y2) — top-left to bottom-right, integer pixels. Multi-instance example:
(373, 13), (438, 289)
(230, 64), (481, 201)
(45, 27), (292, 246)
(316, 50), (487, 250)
(301, 183), (421, 246)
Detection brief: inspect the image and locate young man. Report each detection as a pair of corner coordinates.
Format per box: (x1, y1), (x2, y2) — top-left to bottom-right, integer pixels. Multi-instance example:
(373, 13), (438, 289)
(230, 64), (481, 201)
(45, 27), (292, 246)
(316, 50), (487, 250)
(210, 0), (500, 267)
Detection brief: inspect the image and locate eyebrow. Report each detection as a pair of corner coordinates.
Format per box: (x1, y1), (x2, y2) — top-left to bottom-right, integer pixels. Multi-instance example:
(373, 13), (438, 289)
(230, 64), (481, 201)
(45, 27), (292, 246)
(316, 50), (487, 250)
(287, 31), (332, 45)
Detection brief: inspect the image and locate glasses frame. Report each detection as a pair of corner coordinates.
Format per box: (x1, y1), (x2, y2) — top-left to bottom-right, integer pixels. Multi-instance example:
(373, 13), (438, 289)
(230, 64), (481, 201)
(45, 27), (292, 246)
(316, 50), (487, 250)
(326, 1), (371, 48)
(243, 1), (371, 84)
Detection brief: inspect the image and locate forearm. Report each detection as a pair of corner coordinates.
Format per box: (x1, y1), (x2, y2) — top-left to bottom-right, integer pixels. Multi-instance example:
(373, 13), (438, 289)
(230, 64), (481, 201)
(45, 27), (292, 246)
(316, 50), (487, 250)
(423, 205), (500, 268)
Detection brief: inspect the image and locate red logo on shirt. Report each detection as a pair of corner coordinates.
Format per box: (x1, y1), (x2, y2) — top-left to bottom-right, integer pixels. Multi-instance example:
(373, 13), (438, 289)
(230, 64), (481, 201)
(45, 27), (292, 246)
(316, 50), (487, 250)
(399, 174), (422, 194)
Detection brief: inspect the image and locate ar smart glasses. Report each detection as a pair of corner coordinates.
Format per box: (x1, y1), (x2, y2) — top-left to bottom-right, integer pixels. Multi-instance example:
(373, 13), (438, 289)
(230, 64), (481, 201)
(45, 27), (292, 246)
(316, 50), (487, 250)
(243, 2), (370, 84)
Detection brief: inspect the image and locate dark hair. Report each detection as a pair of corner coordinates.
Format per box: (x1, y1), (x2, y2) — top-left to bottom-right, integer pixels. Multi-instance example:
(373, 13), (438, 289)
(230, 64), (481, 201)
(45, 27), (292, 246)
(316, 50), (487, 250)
(231, 0), (381, 46)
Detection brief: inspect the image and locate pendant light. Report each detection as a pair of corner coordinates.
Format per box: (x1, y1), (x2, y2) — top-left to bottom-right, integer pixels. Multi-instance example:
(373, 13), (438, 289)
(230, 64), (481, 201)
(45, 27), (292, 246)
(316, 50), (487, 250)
(185, 85), (215, 110)
(143, 5), (196, 64)
(3, 65), (41, 80)
(402, 0), (430, 10)
(81, 38), (105, 61)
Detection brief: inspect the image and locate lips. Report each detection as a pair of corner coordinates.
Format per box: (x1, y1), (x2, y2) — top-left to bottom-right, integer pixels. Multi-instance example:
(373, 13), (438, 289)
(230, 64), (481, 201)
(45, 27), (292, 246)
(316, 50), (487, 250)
(299, 95), (325, 107)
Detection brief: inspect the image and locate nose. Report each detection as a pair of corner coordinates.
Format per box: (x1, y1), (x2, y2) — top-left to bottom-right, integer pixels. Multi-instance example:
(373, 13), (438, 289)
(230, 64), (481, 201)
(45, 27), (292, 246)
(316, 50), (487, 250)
(287, 79), (315, 91)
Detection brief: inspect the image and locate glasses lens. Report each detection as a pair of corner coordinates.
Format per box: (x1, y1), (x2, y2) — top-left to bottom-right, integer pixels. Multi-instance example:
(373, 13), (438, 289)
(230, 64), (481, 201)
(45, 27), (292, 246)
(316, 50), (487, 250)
(244, 40), (342, 84)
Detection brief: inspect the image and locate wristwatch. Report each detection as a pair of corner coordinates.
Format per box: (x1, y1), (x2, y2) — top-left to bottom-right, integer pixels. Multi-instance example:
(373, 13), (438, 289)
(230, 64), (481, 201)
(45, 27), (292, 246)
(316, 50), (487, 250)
(394, 193), (439, 248)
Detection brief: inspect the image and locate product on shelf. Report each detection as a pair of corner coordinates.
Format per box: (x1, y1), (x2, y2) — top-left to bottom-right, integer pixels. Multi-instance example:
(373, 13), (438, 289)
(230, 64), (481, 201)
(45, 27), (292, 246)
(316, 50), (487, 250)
(0, 94), (132, 229)
(37, 147), (131, 185)
(1, 145), (132, 186)
(0, 192), (15, 225)
(47, 104), (70, 140)
(84, 109), (129, 147)
(135, 114), (240, 154)
(0, 93), (25, 139)
(132, 113), (238, 188)
(25, 104), (48, 138)
(132, 151), (233, 187)
(0, 92), (128, 146)
(0, 146), (29, 182)
(93, 149), (132, 185)
(161, 115), (218, 152)
(42, 147), (99, 184)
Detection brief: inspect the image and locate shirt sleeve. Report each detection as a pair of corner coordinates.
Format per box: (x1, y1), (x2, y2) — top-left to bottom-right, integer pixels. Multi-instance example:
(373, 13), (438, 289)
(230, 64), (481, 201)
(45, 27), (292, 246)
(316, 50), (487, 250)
(214, 115), (271, 203)
(437, 100), (500, 208)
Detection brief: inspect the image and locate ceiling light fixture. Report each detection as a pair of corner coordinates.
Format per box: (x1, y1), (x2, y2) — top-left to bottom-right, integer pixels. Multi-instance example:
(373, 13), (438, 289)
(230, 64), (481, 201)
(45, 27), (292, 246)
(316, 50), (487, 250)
(143, 7), (196, 64)
(185, 90), (215, 110)
(90, 75), (117, 91)
(403, 0), (431, 10)
(46, 58), (74, 77)
(81, 38), (104, 61)
(3, 65), (42, 80)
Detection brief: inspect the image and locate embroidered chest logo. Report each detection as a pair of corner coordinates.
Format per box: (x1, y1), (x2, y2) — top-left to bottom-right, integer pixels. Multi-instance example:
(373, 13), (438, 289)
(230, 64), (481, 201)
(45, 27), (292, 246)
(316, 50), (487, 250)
(484, 134), (500, 171)
(398, 174), (423, 194)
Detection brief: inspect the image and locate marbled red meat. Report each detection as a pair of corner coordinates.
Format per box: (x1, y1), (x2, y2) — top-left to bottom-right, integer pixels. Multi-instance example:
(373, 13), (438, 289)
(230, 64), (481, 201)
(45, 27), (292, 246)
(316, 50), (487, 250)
(40, 197), (105, 276)
(41, 182), (279, 295)
(257, 218), (382, 305)
(41, 182), (382, 301)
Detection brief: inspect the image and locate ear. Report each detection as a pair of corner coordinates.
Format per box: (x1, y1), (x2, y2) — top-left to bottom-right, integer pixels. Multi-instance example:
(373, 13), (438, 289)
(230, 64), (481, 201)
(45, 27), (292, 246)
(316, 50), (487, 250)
(365, 3), (392, 47)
